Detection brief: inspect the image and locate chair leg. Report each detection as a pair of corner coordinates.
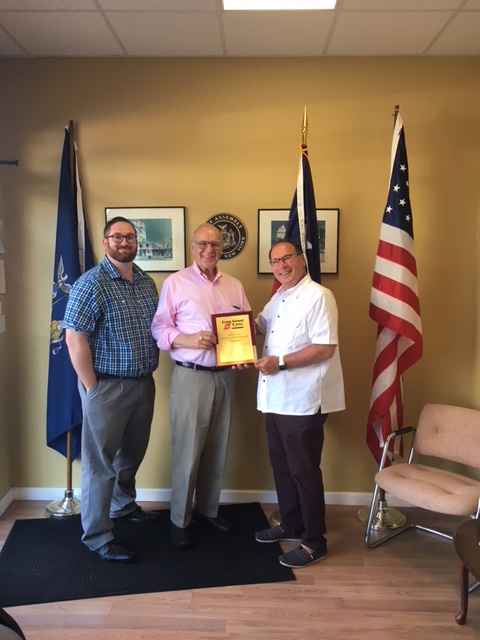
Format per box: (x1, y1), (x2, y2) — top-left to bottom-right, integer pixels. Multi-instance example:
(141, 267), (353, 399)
(413, 524), (452, 541)
(455, 563), (469, 625)
(468, 579), (480, 594)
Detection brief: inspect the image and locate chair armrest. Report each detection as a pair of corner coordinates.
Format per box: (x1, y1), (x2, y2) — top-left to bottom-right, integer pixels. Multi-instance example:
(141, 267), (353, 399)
(378, 426), (416, 471)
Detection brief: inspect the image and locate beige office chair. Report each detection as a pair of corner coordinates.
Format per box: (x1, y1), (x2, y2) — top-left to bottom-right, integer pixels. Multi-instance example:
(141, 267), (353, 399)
(363, 403), (480, 549)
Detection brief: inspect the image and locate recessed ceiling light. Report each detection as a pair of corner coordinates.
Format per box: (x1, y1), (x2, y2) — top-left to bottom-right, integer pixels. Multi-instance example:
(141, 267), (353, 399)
(223, 1), (337, 10)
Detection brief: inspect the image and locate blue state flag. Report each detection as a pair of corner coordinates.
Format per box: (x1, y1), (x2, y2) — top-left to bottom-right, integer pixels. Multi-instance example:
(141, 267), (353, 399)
(46, 126), (94, 459)
(272, 144), (320, 295)
(286, 145), (321, 284)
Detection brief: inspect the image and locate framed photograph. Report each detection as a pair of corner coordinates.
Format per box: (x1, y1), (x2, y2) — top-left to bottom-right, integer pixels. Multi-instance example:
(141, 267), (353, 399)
(105, 207), (186, 272)
(257, 208), (339, 275)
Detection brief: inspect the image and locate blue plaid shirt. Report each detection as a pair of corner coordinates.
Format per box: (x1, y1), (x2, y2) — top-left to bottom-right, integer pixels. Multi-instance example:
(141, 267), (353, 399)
(63, 257), (159, 377)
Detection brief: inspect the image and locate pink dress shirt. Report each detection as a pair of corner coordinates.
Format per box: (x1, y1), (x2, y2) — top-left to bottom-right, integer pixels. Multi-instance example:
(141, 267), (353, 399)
(151, 262), (251, 368)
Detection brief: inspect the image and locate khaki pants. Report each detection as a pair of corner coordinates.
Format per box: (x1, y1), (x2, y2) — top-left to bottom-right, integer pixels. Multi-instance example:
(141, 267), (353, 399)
(169, 365), (236, 528)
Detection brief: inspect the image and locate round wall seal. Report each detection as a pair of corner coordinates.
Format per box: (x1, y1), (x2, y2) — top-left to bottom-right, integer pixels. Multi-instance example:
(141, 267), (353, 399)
(206, 213), (247, 260)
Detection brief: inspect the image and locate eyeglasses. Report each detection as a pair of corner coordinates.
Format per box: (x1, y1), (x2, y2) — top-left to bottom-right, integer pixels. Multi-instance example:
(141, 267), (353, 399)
(105, 234), (137, 244)
(194, 240), (223, 250)
(270, 253), (301, 267)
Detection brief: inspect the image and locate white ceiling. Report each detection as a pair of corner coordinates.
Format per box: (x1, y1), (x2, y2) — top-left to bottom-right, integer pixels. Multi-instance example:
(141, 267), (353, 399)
(0, 0), (479, 58)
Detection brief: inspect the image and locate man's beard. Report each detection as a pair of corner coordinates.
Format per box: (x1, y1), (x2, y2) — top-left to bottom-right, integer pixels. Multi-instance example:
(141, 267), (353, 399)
(107, 245), (137, 263)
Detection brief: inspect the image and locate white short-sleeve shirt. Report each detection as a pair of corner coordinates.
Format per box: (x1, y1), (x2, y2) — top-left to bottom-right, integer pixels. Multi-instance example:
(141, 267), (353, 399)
(256, 274), (345, 416)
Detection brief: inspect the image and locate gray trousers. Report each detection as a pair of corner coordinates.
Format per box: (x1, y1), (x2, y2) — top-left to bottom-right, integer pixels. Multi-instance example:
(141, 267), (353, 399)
(78, 375), (155, 550)
(169, 365), (235, 528)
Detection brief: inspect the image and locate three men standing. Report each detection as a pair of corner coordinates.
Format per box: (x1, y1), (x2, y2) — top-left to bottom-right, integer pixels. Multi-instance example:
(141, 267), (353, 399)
(63, 218), (344, 569)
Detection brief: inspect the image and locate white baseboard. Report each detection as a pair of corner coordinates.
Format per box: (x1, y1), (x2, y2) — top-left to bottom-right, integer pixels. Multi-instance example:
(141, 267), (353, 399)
(0, 487), (412, 517)
(0, 488), (14, 515)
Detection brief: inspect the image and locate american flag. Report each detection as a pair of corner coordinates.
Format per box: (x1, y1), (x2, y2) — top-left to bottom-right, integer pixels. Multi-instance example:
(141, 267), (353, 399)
(366, 112), (423, 466)
(272, 144), (320, 295)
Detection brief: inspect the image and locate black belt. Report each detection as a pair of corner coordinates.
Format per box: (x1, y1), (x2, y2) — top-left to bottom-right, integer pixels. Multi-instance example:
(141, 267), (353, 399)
(96, 373), (152, 380)
(175, 361), (227, 373)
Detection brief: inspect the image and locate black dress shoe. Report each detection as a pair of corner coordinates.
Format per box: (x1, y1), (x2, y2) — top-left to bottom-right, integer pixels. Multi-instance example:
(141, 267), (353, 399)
(117, 506), (160, 523)
(170, 522), (192, 548)
(94, 540), (134, 562)
(193, 511), (234, 533)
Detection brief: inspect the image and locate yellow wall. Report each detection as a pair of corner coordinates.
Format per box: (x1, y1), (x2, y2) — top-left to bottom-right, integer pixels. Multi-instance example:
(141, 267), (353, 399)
(1, 57), (479, 499)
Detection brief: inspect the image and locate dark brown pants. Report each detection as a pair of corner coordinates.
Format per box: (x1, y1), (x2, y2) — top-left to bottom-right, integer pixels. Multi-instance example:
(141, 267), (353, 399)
(265, 411), (328, 552)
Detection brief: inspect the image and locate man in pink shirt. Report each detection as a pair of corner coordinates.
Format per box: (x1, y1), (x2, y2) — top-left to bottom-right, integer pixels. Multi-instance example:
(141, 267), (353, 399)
(151, 223), (251, 548)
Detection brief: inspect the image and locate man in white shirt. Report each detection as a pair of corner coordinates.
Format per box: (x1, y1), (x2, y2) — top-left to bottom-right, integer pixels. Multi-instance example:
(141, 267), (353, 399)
(254, 241), (345, 568)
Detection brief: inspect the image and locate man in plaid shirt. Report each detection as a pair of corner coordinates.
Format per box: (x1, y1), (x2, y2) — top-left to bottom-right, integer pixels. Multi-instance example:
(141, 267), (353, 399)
(64, 216), (159, 563)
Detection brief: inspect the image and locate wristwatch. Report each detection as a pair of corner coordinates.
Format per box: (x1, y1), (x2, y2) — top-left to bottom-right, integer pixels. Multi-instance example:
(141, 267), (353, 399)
(278, 355), (288, 371)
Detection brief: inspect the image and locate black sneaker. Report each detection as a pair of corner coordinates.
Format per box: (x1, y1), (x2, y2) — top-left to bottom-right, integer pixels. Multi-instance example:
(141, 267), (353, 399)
(279, 545), (327, 568)
(255, 525), (301, 543)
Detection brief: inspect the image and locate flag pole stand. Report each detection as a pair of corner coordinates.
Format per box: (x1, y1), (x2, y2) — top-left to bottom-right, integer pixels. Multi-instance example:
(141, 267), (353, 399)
(269, 510), (281, 527)
(45, 489), (81, 518)
(45, 431), (81, 518)
(357, 488), (406, 530)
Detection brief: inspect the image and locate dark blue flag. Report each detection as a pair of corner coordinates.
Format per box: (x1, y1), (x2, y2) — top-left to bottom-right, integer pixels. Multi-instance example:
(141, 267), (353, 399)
(272, 145), (320, 295)
(286, 146), (321, 283)
(46, 126), (94, 459)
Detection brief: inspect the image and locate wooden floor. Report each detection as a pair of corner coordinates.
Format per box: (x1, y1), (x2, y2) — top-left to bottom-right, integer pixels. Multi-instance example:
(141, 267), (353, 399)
(1, 501), (479, 639)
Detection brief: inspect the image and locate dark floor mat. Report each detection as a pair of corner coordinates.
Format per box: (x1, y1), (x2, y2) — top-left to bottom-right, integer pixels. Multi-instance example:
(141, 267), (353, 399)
(0, 502), (295, 607)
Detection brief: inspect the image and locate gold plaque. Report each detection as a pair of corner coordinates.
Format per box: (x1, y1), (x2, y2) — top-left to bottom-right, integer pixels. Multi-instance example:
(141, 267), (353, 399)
(211, 311), (257, 367)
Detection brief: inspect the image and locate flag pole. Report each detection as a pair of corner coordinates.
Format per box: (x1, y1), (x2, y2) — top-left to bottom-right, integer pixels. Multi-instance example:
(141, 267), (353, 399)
(45, 121), (81, 518)
(357, 104), (407, 532)
(270, 107), (309, 528)
(301, 105), (308, 147)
